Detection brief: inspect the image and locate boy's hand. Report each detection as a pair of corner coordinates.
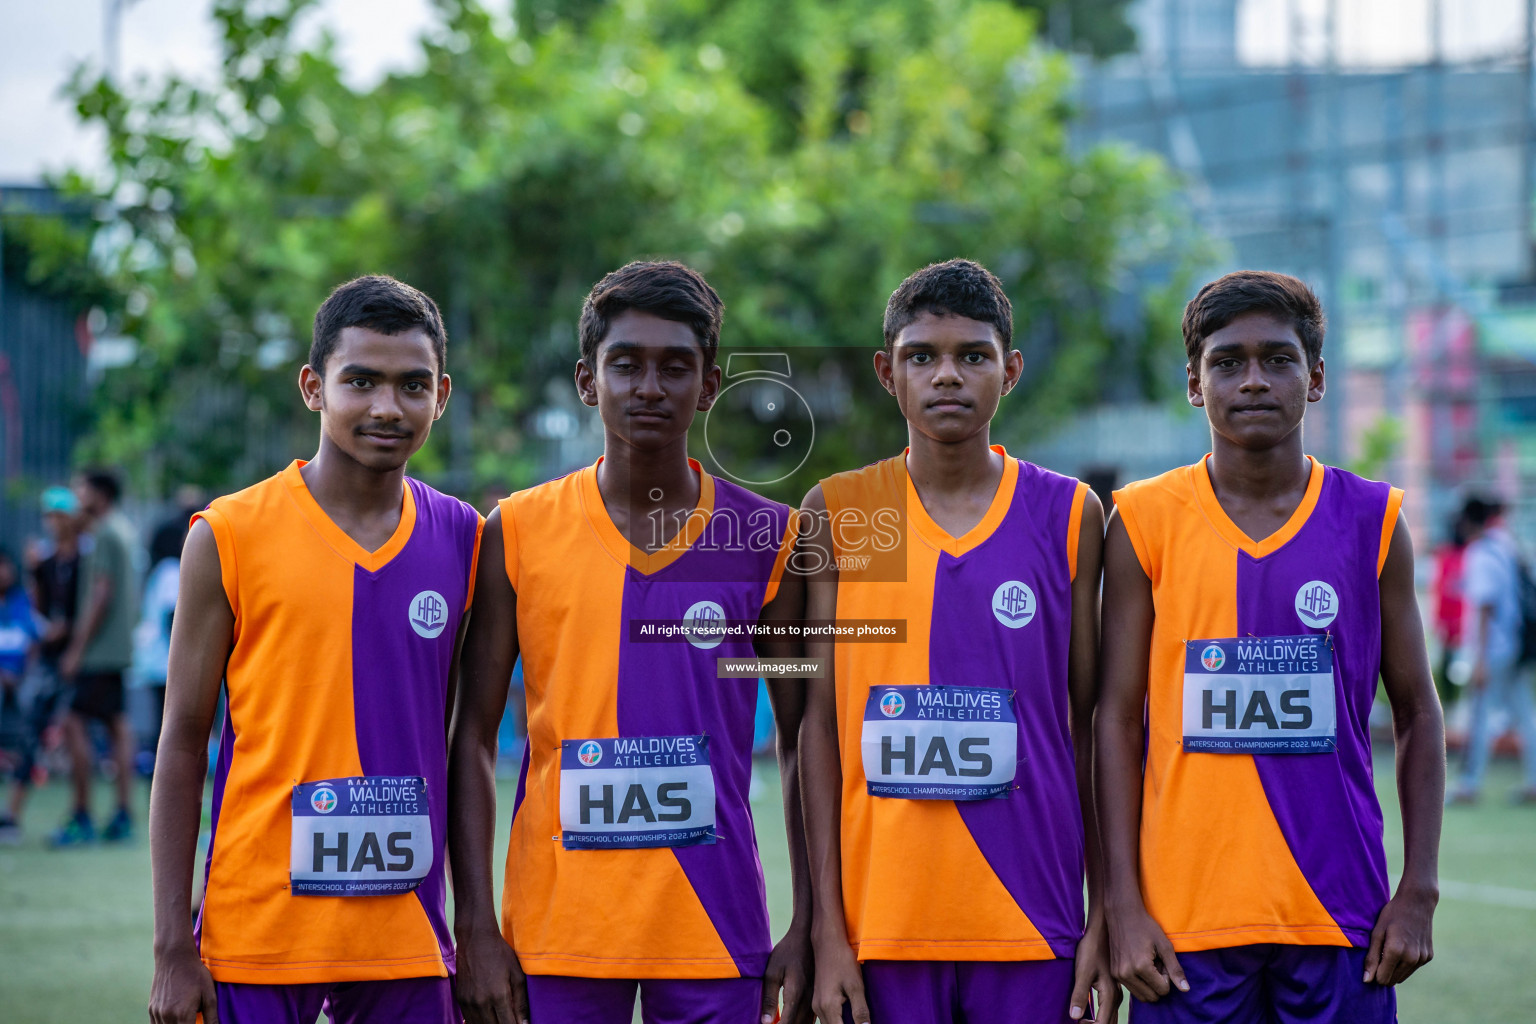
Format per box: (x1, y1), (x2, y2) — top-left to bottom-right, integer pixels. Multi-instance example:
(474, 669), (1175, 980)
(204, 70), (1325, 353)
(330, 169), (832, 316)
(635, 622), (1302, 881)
(453, 928), (530, 1024)
(148, 944), (218, 1024)
(1107, 903), (1188, 1003)
(1364, 885), (1436, 986)
(1070, 918), (1121, 1021)
(811, 936), (869, 1024)
(762, 927), (814, 1024)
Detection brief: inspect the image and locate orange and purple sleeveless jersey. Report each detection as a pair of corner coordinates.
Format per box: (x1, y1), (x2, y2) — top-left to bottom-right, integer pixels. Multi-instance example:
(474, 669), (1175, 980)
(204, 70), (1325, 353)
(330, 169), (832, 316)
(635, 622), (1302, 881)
(1113, 456), (1403, 953)
(192, 461), (482, 984)
(823, 448), (1090, 962)
(499, 459), (795, 979)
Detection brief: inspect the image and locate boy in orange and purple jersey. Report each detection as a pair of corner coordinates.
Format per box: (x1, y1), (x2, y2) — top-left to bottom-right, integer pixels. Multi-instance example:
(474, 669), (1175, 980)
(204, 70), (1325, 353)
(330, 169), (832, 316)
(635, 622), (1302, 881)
(1097, 271), (1445, 1023)
(147, 276), (482, 1024)
(449, 261), (813, 1024)
(799, 260), (1116, 1024)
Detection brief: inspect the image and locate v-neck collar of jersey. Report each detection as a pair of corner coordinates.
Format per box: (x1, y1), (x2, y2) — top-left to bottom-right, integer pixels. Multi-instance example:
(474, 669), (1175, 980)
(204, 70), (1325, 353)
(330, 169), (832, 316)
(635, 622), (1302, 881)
(1191, 453), (1325, 560)
(903, 445), (1019, 558)
(282, 460), (417, 573)
(580, 456), (716, 576)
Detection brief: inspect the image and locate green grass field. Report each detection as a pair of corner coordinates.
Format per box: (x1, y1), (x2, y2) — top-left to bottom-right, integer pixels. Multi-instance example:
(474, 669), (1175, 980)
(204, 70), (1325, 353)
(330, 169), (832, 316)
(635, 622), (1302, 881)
(2, 752), (1531, 1022)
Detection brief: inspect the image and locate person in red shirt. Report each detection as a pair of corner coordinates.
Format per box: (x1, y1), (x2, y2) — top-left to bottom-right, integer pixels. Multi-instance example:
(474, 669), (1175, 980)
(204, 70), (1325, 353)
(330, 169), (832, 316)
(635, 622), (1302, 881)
(1431, 514), (1470, 706)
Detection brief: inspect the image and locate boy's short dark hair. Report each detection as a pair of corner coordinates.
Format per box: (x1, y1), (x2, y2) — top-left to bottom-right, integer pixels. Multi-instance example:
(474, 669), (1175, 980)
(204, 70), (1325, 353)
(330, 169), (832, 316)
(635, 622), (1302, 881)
(1182, 271), (1326, 367)
(80, 468), (122, 505)
(309, 275), (448, 377)
(883, 259), (1013, 349)
(578, 261), (724, 367)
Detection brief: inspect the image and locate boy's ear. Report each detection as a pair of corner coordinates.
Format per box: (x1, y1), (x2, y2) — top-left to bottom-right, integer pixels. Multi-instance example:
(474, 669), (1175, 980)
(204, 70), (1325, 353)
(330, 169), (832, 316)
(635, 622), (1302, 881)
(433, 373), (453, 420)
(1000, 348), (1024, 396)
(299, 365), (324, 412)
(1307, 357), (1326, 404)
(873, 348), (896, 396)
(695, 362), (723, 412)
(1186, 362), (1204, 408)
(574, 358), (599, 408)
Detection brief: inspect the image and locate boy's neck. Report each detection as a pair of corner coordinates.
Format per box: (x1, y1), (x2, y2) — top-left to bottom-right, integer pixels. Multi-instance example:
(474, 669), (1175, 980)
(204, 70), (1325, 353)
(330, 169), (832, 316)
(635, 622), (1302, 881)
(1206, 429), (1310, 508)
(905, 427), (1000, 496)
(300, 438), (408, 526)
(596, 433), (700, 551)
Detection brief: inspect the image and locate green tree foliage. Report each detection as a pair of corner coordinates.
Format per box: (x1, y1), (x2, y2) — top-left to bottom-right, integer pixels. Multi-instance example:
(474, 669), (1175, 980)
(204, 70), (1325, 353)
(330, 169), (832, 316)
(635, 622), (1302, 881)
(41, 0), (1187, 501)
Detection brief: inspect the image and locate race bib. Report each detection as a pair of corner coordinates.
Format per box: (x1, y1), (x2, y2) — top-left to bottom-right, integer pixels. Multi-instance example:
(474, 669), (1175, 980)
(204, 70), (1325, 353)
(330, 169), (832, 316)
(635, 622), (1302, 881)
(559, 735), (716, 849)
(1183, 636), (1338, 753)
(861, 685), (1017, 799)
(290, 776), (432, 895)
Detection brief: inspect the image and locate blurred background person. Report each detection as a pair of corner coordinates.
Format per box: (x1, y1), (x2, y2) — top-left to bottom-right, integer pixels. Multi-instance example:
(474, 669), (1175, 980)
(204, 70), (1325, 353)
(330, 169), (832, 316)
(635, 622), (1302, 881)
(128, 516), (189, 777)
(0, 487), (82, 844)
(0, 548), (41, 816)
(1449, 495), (1536, 805)
(1432, 510), (1471, 711)
(53, 469), (141, 845)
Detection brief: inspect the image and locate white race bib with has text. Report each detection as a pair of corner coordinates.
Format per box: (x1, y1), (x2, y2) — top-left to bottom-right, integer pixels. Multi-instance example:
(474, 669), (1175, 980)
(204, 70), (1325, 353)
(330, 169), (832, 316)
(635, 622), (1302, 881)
(861, 685), (1017, 799)
(1183, 636), (1337, 753)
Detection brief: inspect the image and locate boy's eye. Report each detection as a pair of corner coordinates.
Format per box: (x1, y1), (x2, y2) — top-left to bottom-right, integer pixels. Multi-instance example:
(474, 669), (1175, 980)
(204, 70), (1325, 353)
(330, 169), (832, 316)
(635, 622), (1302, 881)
(403, 381), (426, 392)
(910, 352), (932, 364)
(963, 352), (985, 364)
(347, 378), (373, 388)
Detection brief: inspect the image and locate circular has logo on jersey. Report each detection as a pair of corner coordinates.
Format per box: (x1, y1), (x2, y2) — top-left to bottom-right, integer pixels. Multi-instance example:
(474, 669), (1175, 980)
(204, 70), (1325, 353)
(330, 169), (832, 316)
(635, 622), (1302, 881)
(310, 787), (338, 814)
(1201, 645), (1226, 671)
(991, 581), (1037, 628)
(577, 741), (603, 767)
(682, 600), (727, 649)
(878, 690), (906, 718)
(1295, 580), (1340, 628)
(409, 590), (448, 639)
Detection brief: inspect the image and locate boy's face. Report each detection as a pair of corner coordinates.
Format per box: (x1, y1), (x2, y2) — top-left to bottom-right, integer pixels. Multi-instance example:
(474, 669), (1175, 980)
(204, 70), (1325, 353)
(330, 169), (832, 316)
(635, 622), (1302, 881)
(575, 310), (721, 452)
(1188, 312), (1323, 451)
(299, 326), (450, 472)
(875, 311), (1022, 445)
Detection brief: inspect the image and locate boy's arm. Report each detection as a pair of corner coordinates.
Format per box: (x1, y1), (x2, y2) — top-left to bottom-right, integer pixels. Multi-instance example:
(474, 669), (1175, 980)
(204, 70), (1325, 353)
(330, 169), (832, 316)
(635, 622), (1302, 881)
(1096, 509), (1188, 1004)
(757, 532), (813, 1024)
(1365, 510), (1443, 986)
(1064, 493), (1117, 1023)
(447, 508), (529, 1024)
(797, 486), (871, 1024)
(148, 519), (230, 1024)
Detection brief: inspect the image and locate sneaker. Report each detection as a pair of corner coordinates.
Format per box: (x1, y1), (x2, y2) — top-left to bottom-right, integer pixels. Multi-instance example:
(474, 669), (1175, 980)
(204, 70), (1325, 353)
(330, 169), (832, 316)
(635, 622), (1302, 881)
(102, 807), (133, 842)
(50, 810), (96, 847)
(0, 815), (20, 846)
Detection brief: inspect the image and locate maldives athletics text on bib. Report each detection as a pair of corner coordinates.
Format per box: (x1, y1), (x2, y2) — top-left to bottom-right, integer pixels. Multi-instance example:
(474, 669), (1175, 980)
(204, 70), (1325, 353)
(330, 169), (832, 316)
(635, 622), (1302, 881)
(1182, 635), (1338, 753)
(558, 735), (717, 850)
(861, 685), (1018, 799)
(290, 776), (433, 895)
